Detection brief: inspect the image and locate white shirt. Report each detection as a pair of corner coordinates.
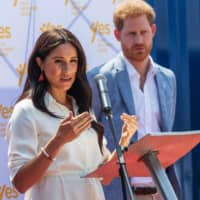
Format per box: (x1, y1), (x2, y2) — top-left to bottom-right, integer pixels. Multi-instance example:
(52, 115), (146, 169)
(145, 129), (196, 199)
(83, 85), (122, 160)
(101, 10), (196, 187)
(122, 53), (161, 186)
(6, 93), (110, 200)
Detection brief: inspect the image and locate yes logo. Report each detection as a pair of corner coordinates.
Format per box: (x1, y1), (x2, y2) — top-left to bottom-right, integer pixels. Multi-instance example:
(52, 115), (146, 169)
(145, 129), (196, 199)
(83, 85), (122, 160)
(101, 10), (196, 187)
(64, 0), (68, 5)
(0, 185), (18, 200)
(0, 27), (11, 39)
(13, 0), (18, 7)
(90, 21), (110, 43)
(16, 63), (27, 86)
(40, 23), (63, 33)
(112, 0), (122, 4)
(0, 105), (13, 119)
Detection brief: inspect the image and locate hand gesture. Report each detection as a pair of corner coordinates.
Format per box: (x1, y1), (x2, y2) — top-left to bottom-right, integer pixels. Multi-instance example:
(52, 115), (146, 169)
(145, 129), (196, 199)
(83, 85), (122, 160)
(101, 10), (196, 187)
(55, 111), (93, 145)
(120, 113), (137, 147)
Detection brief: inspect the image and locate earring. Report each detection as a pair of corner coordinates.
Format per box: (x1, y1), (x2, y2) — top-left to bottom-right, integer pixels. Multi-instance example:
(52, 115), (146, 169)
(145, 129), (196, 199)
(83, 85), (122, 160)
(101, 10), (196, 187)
(38, 72), (44, 81)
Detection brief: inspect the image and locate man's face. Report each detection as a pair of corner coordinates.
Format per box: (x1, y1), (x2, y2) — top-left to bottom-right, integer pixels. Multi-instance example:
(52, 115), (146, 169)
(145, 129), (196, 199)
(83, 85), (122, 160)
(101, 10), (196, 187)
(115, 15), (156, 62)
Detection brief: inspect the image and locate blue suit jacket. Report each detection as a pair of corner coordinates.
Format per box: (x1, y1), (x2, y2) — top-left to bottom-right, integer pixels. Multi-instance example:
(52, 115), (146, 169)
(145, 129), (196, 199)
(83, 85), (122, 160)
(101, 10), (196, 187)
(87, 54), (181, 199)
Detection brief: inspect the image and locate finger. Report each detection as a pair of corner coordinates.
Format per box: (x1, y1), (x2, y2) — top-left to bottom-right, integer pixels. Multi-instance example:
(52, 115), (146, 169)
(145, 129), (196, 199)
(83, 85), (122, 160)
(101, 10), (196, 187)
(121, 116), (137, 127)
(75, 112), (91, 121)
(73, 113), (92, 128)
(62, 112), (91, 128)
(121, 114), (137, 123)
(124, 113), (135, 117)
(63, 111), (89, 122)
(121, 113), (136, 118)
(123, 123), (137, 134)
(121, 113), (136, 122)
(127, 126), (137, 135)
(126, 122), (137, 130)
(76, 120), (92, 134)
(71, 113), (92, 133)
(72, 118), (92, 136)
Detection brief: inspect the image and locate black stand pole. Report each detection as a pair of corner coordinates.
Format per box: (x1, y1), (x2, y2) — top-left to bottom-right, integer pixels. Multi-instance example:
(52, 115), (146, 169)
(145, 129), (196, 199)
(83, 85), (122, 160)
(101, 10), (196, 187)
(106, 112), (136, 200)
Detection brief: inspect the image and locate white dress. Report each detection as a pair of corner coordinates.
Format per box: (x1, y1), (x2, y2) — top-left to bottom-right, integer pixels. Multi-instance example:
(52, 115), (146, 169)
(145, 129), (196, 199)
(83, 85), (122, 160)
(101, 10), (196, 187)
(6, 93), (110, 200)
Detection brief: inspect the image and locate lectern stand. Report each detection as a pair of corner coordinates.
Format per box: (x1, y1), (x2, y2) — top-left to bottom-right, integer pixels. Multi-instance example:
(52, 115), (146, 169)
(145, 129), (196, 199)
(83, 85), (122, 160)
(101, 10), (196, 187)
(141, 150), (177, 199)
(86, 130), (200, 200)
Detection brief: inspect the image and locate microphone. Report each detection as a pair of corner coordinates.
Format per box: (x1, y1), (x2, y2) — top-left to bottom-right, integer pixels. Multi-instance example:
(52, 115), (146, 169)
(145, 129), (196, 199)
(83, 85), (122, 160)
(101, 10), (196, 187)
(94, 73), (112, 114)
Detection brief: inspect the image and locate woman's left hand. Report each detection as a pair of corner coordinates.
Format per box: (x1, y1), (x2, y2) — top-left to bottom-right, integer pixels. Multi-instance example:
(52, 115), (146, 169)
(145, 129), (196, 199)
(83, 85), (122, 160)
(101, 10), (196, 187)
(120, 113), (137, 147)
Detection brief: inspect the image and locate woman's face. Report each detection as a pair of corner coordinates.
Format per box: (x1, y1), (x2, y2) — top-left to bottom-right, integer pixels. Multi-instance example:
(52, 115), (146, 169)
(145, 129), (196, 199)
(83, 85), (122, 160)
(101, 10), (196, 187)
(37, 42), (78, 94)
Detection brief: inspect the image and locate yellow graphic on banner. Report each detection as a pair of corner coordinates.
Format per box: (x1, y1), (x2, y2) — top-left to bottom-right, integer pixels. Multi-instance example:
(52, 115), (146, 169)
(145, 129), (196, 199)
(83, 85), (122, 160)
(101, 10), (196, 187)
(0, 185), (19, 200)
(40, 23), (63, 33)
(0, 105), (13, 119)
(13, 0), (18, 7)
(0, 27), (11, 39)
(112, 0), (122, 4)
(90, 21), (111, 43)
(64, 0), (68, 5)
(16, 63), (27, 87)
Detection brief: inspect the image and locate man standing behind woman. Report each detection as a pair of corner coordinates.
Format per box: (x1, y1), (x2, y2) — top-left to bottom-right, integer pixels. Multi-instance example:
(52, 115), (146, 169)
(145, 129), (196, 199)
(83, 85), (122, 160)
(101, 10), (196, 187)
(87, 0), (182, 199)
(6, 28), (137, 200)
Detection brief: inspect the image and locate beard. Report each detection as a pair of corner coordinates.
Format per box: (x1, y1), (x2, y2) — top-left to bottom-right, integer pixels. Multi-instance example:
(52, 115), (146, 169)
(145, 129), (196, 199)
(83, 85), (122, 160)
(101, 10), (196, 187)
(121, 42), (152, 62)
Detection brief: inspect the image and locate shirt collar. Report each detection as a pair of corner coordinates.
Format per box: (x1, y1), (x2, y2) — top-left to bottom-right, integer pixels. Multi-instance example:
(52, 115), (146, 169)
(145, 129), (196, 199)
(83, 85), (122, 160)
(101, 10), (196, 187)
(120, 52), (158, 79)
(44, 92), (78, 117)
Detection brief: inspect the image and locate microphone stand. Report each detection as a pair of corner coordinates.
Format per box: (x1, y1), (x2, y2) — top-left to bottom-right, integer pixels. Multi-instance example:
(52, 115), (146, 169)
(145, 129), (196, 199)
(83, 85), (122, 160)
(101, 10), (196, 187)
(104, 109), (136, 200)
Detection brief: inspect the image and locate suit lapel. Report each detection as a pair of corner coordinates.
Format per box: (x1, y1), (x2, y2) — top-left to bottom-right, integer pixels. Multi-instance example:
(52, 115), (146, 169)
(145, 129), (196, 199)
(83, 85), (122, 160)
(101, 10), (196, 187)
(155, 69), (170, 131)
(114, 56), (135, 115)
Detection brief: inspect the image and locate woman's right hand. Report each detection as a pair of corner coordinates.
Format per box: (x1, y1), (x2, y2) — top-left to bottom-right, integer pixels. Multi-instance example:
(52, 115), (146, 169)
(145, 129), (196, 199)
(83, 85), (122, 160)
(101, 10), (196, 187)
(12, 111), (93, 193)
(55, 111), (93, 145)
